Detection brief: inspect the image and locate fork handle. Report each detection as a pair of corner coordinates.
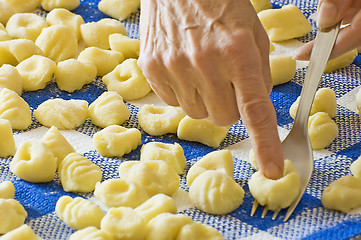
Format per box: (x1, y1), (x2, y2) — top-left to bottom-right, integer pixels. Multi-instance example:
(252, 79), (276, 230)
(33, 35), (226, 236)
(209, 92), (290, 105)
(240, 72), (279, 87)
(293, 23), (341, 132)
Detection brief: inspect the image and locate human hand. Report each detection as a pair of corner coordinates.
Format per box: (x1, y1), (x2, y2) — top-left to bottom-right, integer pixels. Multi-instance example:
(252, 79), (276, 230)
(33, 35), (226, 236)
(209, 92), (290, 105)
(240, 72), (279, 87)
(296, 0), (361, 60)
(138, 0), (284, 179)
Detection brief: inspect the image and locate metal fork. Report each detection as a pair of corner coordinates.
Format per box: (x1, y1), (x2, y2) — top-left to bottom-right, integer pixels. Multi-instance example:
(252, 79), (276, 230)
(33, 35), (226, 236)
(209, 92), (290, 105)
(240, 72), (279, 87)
(251, 22), (341, 221)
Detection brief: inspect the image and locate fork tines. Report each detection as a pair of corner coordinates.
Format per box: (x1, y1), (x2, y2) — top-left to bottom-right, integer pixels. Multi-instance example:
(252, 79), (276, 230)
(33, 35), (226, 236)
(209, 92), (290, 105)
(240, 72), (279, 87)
(250, 200), (281, 220)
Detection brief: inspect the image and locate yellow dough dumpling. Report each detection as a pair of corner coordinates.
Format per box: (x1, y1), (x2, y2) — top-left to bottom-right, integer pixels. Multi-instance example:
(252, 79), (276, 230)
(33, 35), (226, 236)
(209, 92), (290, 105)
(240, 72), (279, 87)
(69, 226), (112, 240)
(0, 199), (27, 234)
(324, 49), (358, 73)
(258, 4), (311, 42)
(322, 175), (361, 213)
(0, 224), (40, 240)
(0, 119), (15, 158)
(40, 0), (80, 11)
(177, 223), (224, 240)
(350, 156), (361, 178)
(98, 0), (140, 21)
(10, 140), (57, 183)
(109, 33), (140, 59)
(308, 112), (338, 150)
(0, 88), (32, 130)
(0, 181), (15, 199)
(34, 98), (89, 130)
(270, 55), (296, 86)
(0, 64), (23, 95)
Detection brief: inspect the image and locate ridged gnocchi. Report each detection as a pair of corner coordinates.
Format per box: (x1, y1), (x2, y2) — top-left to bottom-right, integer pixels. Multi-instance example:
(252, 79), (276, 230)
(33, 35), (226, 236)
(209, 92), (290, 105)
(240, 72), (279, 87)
(187, 150), (234, 186)
(0, 64), (23, 95)
(0, 23), (12, 41)
(93, 125), (141, 158)
(189, 170), (244, 215)
(0, 119), (15, 157)
(0, 224), (40, 240)
(178, 222), (224, 240)
(308, 112), (338, 150)
(55, 196), (105, 230)
(35, 25), (78, 63)
(134, 193), (177, 224)
(80, 18), (127, 50)
(102, 58), (151, 101)
(351, 156), (361, 178)
(109, 33), (140, 59)
(16, 55), (56, 92)
(0, 1), (15, 25)
(118, 160), (180, 197)
(10, 140), (57, 182)
(34, 98), (89, 130)
(140, 142), (187, 175)
(100, 207), (145, 240)
(55, 59), (97, 92)
(46, 8), (85, 41)
(145, 213), (193, 240)
(3, 0), (40, 13)
(77, 47), (124, 77)
(89, 91), (130, 128)
(177, 116), (230, 148)
(0, 39), (42, 66)
(138, 104), (186, 136)
(0, 88), (32, 130)
(94, 178), (149, 208)
(41, 126), (76, 166)
(0, 199), (27, 234)
(248, 160), (300, 211)
(58, 153), (102, 193)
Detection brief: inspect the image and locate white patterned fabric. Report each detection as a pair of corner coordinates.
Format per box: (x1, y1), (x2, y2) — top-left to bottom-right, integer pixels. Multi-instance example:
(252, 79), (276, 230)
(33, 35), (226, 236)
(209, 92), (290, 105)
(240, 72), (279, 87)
(1, 0), (361, 239)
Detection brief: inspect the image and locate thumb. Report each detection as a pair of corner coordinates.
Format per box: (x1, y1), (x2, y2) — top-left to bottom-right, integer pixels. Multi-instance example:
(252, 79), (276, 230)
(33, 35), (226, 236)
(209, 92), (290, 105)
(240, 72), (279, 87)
(317, 0), (353, 28)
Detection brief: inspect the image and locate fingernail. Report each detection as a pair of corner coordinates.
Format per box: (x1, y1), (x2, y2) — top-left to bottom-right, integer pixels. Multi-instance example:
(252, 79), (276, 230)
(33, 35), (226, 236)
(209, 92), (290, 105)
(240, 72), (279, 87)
(317, 1), (338, 28)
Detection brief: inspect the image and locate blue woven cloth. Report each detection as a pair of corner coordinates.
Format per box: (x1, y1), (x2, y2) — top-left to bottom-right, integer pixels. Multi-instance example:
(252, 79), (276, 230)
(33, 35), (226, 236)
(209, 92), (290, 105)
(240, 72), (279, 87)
(1, 0), (361, 239)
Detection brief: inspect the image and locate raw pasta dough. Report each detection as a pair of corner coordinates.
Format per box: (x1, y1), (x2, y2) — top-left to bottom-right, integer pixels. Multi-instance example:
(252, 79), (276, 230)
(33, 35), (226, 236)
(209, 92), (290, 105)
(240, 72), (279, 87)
(350, 156), (361, 178)
(109, 33), (140, 59)
(0, 119), (15, 157)
(270, 55), (296, 86)
(0, 181), (15, 199)
(0, 64), (23, 95)
(98, 0), (140, 21)
(0, 199), (27, 234)
(41, 0), (80, 11)
(0, 224), (40, 240)
(69, 226), (111, 240)
(308, 112), (338, 150)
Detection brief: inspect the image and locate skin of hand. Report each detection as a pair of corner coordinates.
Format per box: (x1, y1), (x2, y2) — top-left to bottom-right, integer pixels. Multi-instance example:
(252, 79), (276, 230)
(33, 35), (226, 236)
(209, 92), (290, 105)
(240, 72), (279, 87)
(296, 0), (361, 60)
(138, 0), (284, 179)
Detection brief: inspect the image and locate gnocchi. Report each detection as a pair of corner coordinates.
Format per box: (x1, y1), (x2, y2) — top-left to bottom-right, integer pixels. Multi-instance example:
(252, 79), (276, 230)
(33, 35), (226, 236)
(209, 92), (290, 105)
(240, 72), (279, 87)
(69, 226), (112, 240)
(93, 125), (141, 158)
(145, 213), (193, 240)
(89, 91), (130, 128)
(0, 39), (42, 65)
(35, 25), (78, 63)
(177, 116), (230, 148)
(0, 119), (15, 158)
(4, 0), (40, 13)
(187, 150), (234, 186)
(0, 64), (23, 95)
(324, 49), (358, 73)
(0, 0), (16, 26)
(251, 0), (272, 13)
(34, 98), (89, 130)
(55, 59), (97, 92)
(6, 13), (48, 42)
(77, 47), (124, 76)
(0, 224), (40, 240)
(138, 104), (186, 136)
(134, 193), (177, 224)
(0, 88), (32, 130)
(0, 199), (27, 234)
(55, 196), (105, 230)
(100, 207), (145, 240)
(118, 160), (180, 197)
(0, 23), (12, 41)
(58, 153), (102, 193)
(248, 160), (300, 211)
(350, 156), (361, 178)
(80, 18), (127, 50)
(177, 223), (224, 240)
(40, 0), (80, 11)
(321, 175), (361, 213)
(0, 181), (15, 199)
(94, 178), (149, 209)
(308, 112), (338, 150)
(140, 142), (187, 175)
(10, 140), (57, 183)
(46, 8), (85, 41)
(258, 4), (311, 42)
(109, 33), (140, 59)
(98, 0), (140, 21)
(16, 55), (56, 92)
(290, 87), (337, 119)
(270, 55), (296, 86)
(41, 126), (76, 166)
(102, 58), (151, 101)
(189, 170), (244, 215)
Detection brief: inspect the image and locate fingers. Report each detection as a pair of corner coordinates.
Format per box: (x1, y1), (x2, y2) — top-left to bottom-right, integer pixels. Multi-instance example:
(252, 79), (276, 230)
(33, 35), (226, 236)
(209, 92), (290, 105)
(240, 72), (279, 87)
(232, 36), (284, 180)
(295, 8), (361, 61)
(317, 0), (353, 28)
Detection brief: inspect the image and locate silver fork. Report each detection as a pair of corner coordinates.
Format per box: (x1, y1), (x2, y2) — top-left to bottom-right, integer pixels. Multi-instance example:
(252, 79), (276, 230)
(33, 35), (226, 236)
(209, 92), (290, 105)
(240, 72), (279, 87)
(251, 22), (341, 221)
